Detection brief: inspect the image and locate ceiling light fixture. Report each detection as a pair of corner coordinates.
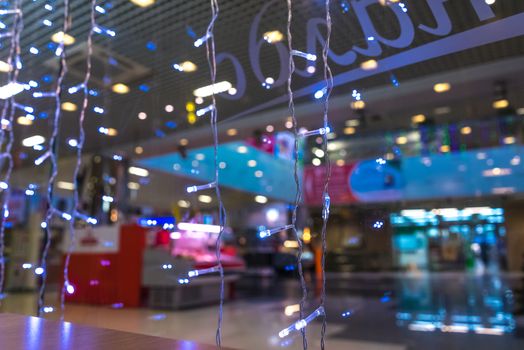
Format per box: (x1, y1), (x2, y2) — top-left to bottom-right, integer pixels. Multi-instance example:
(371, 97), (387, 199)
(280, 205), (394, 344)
(492, 99), (509, 109)
(360, 59), (378, 70)
(129, 0), (156, 7)
(112, 83), (130, 94)
(22, 135), (45, 147)
(343, 127), (356, 135)
(227, 128), (238, 136)
(57, 181), (75, 190)
(17, 116), (33, 125)
(61, 102), (77, 112)
(138, 112), (147, 120)
(193, 81), (232, 98)
(433, 82), (451, 93)
(51, 31), (75, 45)
(0, 82), (25, 100)
(411, 114), (426, 124)
(128, 166), (149, 177)
(255, 195), (268, 204)
(351, 100), (365, 110)
(198, 195), (213, 204)
(263, 30), (284, 43)
(173, 60), (197, 72)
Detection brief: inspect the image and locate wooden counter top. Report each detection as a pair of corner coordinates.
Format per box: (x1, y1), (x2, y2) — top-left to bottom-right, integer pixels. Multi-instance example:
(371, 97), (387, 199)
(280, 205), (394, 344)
(0, 313), (233, 349)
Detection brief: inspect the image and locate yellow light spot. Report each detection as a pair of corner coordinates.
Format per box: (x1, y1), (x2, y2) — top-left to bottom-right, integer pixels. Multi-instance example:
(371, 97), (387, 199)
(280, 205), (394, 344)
(227, 128), (238, 136)
(129, 0), (155, 7)
(344, 127), (356, 135)
(186, 102), (196, 112)
(112, 83), (130, 94)
(360, 59), (378, 71)
(492, 99), (509, 109)
(61, 102), (77, 112)
(433, 82), (451, 93)
(263, 30), (284, 43)
(51, 31), (75, 45)
(411, 114), (426, 124)
(396, 136), (408, 145)
(187, 112), (197, 124)
(351, 100), (366, 110)
(461, 126), (472, 135)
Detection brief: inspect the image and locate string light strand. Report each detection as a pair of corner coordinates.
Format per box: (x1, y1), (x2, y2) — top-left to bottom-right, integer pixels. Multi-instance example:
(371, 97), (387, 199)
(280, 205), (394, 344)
(60, 0), (97, 317)
(286, 1), (308, 349)
(38, 0), (71, 317)
(0, 0), (23, 299)
(320, 0), (334, 348)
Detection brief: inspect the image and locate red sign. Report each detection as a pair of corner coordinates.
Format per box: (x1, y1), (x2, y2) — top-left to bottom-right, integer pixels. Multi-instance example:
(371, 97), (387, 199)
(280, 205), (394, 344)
(303, 164), (357, 205)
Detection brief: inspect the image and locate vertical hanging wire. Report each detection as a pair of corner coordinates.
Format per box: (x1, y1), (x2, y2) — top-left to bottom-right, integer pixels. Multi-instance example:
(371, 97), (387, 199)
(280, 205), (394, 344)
(0, 0), (23, 300)
(286, 1), (308, 349)
(38, 0), (71, 317)
(203, 0), (226, 347)
(319, 0), (333, 349)
(60, 0), (96, 318)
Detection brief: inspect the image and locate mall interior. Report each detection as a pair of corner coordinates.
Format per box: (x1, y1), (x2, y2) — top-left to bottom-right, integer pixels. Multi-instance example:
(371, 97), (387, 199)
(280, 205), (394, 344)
(0, 0), (523, 349)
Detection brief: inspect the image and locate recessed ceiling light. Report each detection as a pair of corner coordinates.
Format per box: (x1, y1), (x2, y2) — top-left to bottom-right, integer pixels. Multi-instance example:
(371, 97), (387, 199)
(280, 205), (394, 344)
(193, 81), (232, 98)
(360, 59), (378, 70)
(51, 31), (75, 45)
(57, 181), (75, 190)
(195, 153), (205, 160)
(134, 146), (143, 154)
(460, 126), (472, 135)
(227, 128), (238, 136)
(128, 166), (149, 177)
(351, 100), (365, 110)
(195, 97), (204, 105)
(485, 0), (496, 5)
(173, 60), (197, 72)
(0, 60), (12, 73)
(61, 102), (77, 111)
(165, 105), (174, 113)
(22, 135), (45, 147)
(492, 99), (509, 109)
(198, 195), (212, 204)
(180, 138), (188, 146)
(98, 127), (118, 136)
(433, 82), (451, 93)
(237, 145), (248, 154)
(255, 195), (268, 204)
(247, 160), (257, 167)
(396, 136), (408, 145)
(128, 182), (140, 190)
(516, 107), (524, 115)
(344, 127), (356, 135)
(266, 125), (274, 132)
(129, 0), (155, 7)
(263, 30), (284, 43)
(411, 114), (426, 124)
(254, 170), (263, 178)
(112, 83), (130, 94)
(138, 112), (147, 120)
(0, 82), (25, 100)
(312, 158), (321, 166)
(336, 159), (345, 166)
(17, 116), (33, 125)
(178, 200), (190, 208)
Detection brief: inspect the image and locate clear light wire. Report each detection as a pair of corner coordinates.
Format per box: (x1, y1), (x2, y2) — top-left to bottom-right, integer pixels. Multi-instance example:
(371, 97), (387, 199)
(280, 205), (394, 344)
(203, 0), (226, 347)
(320, 0), (334, 348)
(38, 0), (70, 317)
(286, 1), (308, 349)
(0, 0), (23, 300)
(60, 0), (96, 318)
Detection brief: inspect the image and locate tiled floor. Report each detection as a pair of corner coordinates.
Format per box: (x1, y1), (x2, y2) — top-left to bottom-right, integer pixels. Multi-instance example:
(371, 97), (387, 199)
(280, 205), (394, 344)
(1, 272), (524, 350)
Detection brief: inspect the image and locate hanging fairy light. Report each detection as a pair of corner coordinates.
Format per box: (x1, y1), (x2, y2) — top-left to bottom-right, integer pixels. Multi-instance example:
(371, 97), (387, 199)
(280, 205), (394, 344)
(60, 0), (98, 316)
(0, 0), (23, 299)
